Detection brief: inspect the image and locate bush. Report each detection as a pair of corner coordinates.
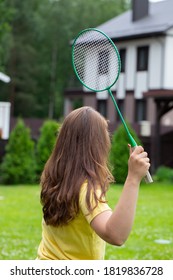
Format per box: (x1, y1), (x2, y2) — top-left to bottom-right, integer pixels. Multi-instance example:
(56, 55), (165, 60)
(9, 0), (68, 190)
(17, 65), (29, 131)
(155, 166), (173, 183)
(0, 118), (36, 184)
(109, 122), (142, 184)
(36, 119), (60, 177)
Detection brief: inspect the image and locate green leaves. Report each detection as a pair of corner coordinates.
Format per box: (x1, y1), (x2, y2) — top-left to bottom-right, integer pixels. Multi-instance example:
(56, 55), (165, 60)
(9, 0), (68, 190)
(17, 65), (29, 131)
(0, 119), (36, 184)
(36, 119), (60, 176)
(0, 118), (62, 184)
(109, 122), (142, 184)
(1, 0), (130, 118)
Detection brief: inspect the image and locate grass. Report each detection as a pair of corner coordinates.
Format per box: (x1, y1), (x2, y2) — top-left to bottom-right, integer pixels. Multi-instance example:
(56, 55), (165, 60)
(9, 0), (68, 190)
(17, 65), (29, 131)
(0, 185), (42, 260)
(105, 183), (173, 260)
(0, 183), (173, 260)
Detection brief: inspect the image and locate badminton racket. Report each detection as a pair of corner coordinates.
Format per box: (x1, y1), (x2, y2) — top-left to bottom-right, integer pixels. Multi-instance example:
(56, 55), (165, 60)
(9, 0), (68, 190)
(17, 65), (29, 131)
(72, 28), (153, 183)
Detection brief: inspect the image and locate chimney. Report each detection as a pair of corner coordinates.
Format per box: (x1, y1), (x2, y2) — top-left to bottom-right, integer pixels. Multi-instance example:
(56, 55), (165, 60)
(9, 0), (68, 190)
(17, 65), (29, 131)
(132, 0), (149, 22)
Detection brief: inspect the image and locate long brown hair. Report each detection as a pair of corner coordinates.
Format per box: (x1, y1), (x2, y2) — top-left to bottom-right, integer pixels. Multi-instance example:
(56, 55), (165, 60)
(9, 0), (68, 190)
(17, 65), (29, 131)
(40, 106), (114, 226)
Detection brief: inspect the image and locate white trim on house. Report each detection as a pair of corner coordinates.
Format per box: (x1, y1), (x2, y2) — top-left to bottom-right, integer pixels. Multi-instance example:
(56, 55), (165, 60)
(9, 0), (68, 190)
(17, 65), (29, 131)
(0, 102), (11, 139)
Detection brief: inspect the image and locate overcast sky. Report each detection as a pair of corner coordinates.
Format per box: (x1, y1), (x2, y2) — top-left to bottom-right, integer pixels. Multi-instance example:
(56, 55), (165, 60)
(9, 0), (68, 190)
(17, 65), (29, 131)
(149, 0), (165, 2)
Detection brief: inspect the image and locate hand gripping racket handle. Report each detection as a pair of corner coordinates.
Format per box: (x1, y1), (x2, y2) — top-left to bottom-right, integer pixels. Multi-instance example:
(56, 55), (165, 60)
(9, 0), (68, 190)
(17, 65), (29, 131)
(132, 147), (153, 184)
(144, 170), (153, 183)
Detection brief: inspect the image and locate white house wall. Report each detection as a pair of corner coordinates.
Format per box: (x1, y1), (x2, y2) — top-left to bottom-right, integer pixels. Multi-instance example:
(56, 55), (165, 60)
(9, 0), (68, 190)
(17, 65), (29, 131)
(163, 32), (173, 89)
(126, 45), (136, 90)
(116, 37), (164, 95)
(0, 102), (11, 139)
(96, 91), (108, 99)
(83, 35), (173, 100)
(149, 39), (163, 89)
(116, 73), (125, 99)
(135, 72), (148, 99)
(84, 47), (98, 91)
(84, 46), (115, 93)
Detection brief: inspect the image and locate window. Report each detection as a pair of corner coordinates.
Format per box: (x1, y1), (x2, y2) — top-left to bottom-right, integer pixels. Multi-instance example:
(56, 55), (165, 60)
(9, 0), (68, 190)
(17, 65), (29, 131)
(98, 50), (110, 75)
(119, 49), (126, 73)
(135, 99), (146, 122)
(97, 99), (107, 118)
(137, 46), (149, 71)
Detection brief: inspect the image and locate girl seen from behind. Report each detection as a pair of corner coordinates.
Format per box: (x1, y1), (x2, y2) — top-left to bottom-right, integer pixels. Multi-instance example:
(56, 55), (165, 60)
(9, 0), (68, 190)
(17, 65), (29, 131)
(37, 106), (150, 260)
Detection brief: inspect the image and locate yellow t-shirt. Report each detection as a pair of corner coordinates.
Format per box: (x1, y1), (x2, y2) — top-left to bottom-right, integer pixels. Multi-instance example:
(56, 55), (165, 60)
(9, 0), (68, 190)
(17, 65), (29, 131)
(37, 181), (111, 260)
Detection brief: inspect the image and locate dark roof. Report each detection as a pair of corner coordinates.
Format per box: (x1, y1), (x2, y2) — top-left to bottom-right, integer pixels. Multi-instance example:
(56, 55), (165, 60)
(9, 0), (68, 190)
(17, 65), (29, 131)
(144, 89), (173, 99)
(96, 0), (173, 40)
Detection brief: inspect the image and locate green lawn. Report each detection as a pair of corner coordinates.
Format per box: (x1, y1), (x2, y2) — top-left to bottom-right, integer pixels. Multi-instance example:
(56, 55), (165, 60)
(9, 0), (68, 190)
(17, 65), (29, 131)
(106, 183), (173, 260)
(0, 185), (42, 260)
(0, 183), (172, 260)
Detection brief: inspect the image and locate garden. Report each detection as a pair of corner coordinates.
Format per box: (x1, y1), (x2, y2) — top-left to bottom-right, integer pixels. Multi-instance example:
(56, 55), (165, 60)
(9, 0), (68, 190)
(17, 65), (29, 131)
(0, 119), (172, 260)
(0, 182), (172, 260)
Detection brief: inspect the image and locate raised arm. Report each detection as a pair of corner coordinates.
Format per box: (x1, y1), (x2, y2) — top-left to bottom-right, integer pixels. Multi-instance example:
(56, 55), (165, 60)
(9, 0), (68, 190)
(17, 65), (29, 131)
(91, 145), (150, 246)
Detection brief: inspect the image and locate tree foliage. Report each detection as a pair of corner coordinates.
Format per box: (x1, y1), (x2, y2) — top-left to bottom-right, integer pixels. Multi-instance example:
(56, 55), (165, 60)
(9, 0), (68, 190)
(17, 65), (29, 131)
(154, 166), (173, 183)
(0, 0), (13, 72)
(109, 122), (142, 184)
(1, 0), (130, 119)
(36, 119), (60, 176)
(0, 118), (36, 184)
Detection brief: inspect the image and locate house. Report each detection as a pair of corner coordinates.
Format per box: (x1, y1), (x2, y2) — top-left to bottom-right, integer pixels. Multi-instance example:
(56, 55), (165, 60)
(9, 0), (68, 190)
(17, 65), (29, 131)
(65, 0), (173, 172)
(0, 73), (44, 163)
(0, 72), (11, 140)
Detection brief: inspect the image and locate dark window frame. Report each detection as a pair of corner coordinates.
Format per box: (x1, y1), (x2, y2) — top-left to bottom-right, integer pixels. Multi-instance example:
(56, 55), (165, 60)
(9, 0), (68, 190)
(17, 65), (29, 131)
(117, 99), (124, 122)
(137, 46), (149, 71)
(119, 49), (126, 73)
(97, 99), (107, 118)
(135, 99), (146, 122)
(98, 50), (110, 75)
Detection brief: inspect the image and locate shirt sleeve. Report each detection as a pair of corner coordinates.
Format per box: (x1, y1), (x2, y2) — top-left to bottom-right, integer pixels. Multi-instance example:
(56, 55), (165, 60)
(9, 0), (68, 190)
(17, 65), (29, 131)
(79, 181), (112, 224)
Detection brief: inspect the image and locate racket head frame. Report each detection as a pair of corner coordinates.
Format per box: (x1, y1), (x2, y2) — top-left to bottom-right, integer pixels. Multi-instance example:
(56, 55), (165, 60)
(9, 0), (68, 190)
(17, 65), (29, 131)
(72, 28), (121, 92)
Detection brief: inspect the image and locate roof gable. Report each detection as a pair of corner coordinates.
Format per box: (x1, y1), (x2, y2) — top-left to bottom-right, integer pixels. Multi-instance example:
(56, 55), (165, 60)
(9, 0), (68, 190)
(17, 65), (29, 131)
(96, 0), (173, 40)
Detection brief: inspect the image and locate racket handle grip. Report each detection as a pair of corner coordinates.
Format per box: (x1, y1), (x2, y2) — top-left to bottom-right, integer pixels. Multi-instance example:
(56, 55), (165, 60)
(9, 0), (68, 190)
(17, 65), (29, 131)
(131, 146), (153, 184)
(144, 170), (153, 184)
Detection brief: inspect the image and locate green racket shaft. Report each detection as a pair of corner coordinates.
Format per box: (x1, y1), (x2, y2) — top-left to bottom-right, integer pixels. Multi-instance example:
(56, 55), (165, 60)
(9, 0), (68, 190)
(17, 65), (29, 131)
(108, 89), (153, 183)
(72, 28), (153, 183)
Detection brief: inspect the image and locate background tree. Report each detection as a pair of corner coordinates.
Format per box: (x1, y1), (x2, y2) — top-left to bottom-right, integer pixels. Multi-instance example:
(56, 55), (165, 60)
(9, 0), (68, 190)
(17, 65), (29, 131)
(0, 0), (13, 72)
(0, 118), (36, 184)
(1, 0), (130, 119)
(36, 119), (60, 177)
(3, 0), (40, 116)
(109, 122), (142, 184)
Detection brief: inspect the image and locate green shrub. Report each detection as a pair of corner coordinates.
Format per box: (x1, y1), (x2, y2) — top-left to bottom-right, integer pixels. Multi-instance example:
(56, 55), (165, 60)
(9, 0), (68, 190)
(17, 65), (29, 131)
(36, 119), (60, 177)
(109, 122), (142, 184)
(0, 118), (36, 184)
(155, 166), (173, 183)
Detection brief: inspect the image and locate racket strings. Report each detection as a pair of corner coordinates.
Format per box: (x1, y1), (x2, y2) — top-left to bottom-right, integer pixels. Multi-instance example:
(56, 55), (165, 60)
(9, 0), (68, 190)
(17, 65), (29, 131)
(73, 30), (120, 91)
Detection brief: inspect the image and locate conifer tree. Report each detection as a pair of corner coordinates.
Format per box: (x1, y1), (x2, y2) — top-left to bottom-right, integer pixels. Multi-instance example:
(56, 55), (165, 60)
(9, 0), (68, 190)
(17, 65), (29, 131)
(109, 123), (142, 184)
(0, 118), (36, 184)
(36, 120), (60, 177)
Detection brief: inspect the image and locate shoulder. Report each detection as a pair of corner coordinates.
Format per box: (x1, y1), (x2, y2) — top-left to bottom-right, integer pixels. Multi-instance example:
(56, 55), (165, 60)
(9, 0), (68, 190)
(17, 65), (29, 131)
(79, 181), (111, 224)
